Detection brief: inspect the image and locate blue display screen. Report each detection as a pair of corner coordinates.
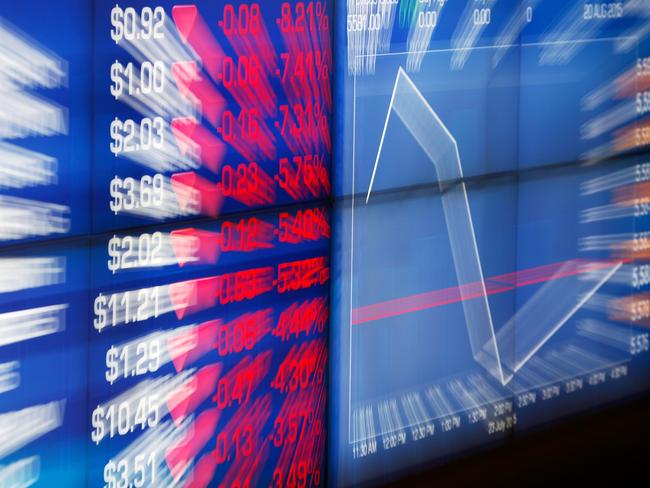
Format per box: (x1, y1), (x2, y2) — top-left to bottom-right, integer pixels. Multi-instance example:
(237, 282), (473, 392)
(2, 1), (650, 487)
(1, 1), (330, 486)
(330, 1), (650, 486)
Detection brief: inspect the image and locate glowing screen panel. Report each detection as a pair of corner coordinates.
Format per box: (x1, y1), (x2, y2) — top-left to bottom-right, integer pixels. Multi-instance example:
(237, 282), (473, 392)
(330, 1), (650, 486)
(3, 1), (650, 487)
(1, 1), (331, 486)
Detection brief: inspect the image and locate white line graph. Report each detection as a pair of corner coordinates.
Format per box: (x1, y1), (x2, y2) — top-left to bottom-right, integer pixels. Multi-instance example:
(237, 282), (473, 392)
(363, 67), (622, 387)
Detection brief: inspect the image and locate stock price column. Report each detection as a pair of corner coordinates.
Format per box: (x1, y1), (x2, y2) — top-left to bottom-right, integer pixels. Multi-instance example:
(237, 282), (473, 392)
(90, 1), (331, 487)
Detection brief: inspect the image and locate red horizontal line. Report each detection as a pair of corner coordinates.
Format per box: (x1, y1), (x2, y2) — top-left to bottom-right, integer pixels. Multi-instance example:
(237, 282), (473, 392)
(351, 259), (623, 326)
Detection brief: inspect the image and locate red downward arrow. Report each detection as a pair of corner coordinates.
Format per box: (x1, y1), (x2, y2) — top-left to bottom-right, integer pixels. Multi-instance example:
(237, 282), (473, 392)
(172, 117), (226, 174)
(166, 363), (222, 426)
(171, 172), (223, 218)
(166, 407), (220, 481)
(167, 319), (220, 372)
(181, 451), (217, 488)
(170, 228), (220, 268)
(172, 5), (225, 89)
(171, 62), (226, 128)
(168, 276), (219, 320)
